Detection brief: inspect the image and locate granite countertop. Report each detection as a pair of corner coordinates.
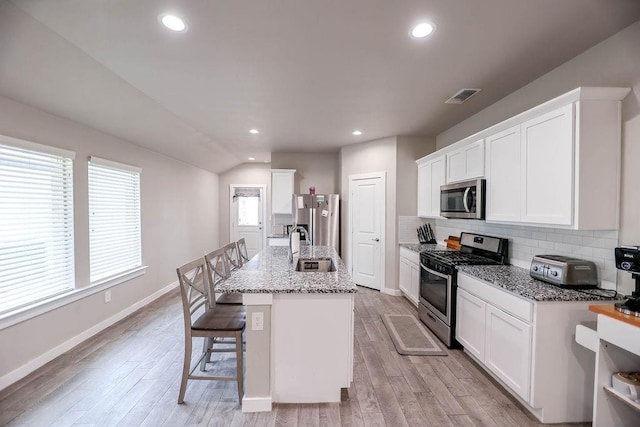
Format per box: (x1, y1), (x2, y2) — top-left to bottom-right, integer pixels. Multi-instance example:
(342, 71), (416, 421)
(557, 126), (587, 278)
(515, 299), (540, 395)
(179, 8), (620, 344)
(457, 264), (622, 302)
(399, 243), (451, 253)
(217, 246), (358, 294)
(267, 234), (289, 239)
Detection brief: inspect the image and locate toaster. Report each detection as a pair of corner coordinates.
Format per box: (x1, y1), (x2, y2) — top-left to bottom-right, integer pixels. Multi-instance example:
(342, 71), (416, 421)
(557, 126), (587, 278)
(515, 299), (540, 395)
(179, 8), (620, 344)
(530, 255), (598, 288)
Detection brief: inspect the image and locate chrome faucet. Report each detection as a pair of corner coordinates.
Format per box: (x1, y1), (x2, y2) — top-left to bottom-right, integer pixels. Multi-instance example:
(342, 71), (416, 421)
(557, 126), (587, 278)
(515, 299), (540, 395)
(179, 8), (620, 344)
(289, 226), (310, 262)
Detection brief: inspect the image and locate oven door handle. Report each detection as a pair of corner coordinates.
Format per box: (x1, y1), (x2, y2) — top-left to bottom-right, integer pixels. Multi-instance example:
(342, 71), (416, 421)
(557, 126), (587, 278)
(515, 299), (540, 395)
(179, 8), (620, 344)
(420, 263), (449, 280)
(463, 187), (471, 212)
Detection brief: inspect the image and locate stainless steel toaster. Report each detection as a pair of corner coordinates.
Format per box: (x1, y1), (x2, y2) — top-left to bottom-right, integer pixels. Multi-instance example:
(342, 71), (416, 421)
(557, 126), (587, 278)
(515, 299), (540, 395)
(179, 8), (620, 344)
(530, 255), (598, 288)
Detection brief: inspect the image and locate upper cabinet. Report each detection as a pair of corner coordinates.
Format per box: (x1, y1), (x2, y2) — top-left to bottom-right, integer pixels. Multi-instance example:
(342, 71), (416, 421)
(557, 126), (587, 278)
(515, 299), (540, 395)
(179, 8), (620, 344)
(417, 155), (446, 218)
(446, 139), (484, 183)
(485, 88), (628, 229)
(271, 169), (296, 215)
(422, 87), (629, 230)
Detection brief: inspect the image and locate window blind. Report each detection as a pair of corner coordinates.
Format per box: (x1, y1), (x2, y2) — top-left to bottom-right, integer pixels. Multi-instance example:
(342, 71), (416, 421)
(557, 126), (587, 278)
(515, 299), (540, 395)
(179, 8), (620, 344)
(0, 139), (75, 315)
(88, 157), (141, 283)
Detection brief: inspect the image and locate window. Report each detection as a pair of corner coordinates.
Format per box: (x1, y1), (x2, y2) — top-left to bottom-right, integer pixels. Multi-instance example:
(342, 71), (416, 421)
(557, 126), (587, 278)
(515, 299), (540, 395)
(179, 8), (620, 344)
(233, 187), (260, 226)
(88, 157), (141, 283)
(0, 136), (75, 315)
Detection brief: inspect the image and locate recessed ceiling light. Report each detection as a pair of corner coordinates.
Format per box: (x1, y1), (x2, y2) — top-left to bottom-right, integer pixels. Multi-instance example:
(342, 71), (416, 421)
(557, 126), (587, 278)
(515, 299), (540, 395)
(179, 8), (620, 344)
(263, 160), (269, 163)
(248, 157), (255, 161)
(410, 22), (435, 39)
(352, 130), (362, 136)
(249, 129), (259, 134)
(160, 14), (187, 32)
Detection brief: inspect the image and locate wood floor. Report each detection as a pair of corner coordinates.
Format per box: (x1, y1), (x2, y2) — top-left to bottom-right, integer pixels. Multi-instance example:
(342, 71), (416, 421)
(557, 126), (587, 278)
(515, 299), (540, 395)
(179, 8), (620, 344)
(0, 286), (589, 427)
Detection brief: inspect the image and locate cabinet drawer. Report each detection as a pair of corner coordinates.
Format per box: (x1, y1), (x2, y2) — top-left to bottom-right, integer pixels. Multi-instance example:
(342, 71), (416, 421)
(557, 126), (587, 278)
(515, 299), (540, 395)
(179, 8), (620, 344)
(458, 273), (533, 323)
(399, 247), (419, 266)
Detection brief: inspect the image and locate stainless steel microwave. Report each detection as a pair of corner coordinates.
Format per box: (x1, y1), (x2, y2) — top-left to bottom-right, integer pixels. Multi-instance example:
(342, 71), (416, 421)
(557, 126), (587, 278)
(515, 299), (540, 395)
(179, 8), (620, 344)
(440, 179), (485, 219)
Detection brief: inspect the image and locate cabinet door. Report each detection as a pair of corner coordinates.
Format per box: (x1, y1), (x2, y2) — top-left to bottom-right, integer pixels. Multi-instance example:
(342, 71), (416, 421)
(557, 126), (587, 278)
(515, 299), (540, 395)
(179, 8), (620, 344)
(417, 162), (429, 217)
(399, 257), (412, 296)
(428, 157), (446, 217)
(272, 171), (294, 214)
(456, 289), (487, 361)
(484, 305), (532, 402)
(409, 263), (420, 306)
(446, 149), (467, 183)
(485, 126), (521, 222)
(520, 104), (574, 225)
(417, 157), (446, 218)
(465, 140), (485, 180)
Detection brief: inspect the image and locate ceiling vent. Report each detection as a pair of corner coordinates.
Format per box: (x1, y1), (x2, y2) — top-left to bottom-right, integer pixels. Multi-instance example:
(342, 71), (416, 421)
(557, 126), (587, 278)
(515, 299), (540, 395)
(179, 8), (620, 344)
(445, 88), (481, 104)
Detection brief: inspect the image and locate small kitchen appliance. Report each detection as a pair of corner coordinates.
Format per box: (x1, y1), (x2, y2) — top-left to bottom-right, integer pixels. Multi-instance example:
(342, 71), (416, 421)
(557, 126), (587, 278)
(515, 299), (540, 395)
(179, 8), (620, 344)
(614, 246), (640, 317)
(440, 179), (485, 220)
(530, 255), (598, 288)
(419, 232), (508, 347)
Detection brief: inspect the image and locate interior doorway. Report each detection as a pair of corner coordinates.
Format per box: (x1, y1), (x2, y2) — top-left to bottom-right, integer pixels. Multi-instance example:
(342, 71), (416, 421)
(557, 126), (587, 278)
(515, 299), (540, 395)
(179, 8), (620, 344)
(229, 185), (266, 258)
(348, 172), (385, 291)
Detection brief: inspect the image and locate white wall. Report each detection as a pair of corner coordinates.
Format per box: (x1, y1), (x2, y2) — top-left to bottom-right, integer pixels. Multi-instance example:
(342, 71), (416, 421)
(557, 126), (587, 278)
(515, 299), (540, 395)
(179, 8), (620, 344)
(340, 137), (398, 293)
(0, 95), (219, 387)
(271, 152), (339, 195)
(218, 163), (271, 243)
(436, 20), (640, 294)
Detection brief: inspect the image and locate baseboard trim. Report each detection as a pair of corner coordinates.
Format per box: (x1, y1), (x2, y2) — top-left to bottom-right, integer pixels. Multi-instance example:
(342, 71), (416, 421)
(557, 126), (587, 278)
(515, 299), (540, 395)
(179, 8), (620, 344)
(0, 280), (178, 391)
(381, 288), (402, 297)
(242, 396), (273, 413)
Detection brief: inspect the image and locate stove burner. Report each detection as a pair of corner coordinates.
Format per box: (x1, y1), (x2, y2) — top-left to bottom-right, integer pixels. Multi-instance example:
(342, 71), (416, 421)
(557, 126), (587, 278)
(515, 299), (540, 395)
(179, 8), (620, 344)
(422, 250), (500, 266)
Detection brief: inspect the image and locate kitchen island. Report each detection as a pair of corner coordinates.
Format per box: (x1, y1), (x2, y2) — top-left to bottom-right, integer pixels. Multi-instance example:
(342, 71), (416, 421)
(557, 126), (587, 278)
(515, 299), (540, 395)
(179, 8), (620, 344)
(217, 246), (357, 412)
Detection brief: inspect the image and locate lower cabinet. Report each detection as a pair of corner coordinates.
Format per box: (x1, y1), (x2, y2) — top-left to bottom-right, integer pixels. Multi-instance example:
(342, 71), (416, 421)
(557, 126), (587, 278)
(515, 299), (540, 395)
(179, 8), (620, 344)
(399, 248), (420, 306)
(457, 272), (600, 424)
(457, 288), (532, 401)
(484, 304), (532, 402)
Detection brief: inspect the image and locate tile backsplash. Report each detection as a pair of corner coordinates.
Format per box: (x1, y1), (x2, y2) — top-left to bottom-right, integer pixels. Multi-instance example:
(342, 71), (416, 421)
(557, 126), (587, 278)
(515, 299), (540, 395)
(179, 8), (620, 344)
(398, 216), (435, 243)
(435, 219), (619, 289)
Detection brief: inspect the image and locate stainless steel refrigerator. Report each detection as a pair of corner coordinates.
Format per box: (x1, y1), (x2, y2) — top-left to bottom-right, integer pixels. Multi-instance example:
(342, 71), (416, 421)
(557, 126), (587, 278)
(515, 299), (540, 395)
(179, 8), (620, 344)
(292, 194), (340, 253)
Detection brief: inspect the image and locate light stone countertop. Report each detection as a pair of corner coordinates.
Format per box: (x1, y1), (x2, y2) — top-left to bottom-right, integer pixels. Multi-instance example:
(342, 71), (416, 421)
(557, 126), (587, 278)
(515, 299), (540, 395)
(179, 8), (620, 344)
(457, 265), (622, 302)
(399, 243), (451, 253)
(217, 246), (358, 294)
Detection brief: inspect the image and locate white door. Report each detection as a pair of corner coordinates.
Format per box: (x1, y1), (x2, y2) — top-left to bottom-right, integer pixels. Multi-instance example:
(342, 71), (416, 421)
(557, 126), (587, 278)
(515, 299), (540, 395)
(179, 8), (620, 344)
(349, 174), (384, 291)
(230, 185), (265, 258)
(520, 104), (574, 225)
(484, 304), (532, 402)
(485, 125), (521, 222)
(456, 289), (487, 362)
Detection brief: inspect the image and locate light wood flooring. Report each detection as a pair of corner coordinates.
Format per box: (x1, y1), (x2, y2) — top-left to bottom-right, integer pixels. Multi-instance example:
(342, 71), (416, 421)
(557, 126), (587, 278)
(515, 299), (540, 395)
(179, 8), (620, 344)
(0, 286), (589, 426)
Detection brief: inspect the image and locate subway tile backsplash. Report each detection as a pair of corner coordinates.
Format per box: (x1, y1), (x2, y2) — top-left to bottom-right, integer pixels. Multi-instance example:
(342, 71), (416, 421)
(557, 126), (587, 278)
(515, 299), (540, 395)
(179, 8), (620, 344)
(398, 216), (435, 243)
(435, 219), (618, 289)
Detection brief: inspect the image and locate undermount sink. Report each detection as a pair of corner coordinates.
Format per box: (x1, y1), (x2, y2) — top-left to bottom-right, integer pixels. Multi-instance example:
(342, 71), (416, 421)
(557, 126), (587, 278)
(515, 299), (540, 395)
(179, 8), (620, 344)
(295, 257), (336, 272)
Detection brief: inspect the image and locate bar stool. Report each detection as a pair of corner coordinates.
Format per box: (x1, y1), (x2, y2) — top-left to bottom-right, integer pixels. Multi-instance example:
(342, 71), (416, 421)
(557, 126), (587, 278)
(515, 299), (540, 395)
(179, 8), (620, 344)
(237, 238), (250, 265)
(176, 257), (245, 404)
(223, 241), (243, 272)
(204, 247), (243, 305)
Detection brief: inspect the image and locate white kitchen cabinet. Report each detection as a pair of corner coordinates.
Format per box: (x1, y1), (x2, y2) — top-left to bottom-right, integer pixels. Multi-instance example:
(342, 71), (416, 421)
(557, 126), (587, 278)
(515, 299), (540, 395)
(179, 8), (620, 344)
(485, 125), (521, 222)
(457, 272), (602, 423)
(446, 139), (484, 183)
(484, 304), (532, 402)
(399, 248), (419, 306)
(520, 104), (574, 225)
(456, 288), (486, 361)
(416, 155), (445, 218)
(271, 169), (295, 215)
(483, 88), (629, 229)
(590, 312), (640, 427)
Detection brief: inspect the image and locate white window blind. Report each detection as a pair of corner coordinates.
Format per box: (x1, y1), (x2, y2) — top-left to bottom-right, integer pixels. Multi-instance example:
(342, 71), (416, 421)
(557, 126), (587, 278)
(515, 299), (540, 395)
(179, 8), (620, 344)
(88, 157), (141, 283)
(0, 138), (75, 315)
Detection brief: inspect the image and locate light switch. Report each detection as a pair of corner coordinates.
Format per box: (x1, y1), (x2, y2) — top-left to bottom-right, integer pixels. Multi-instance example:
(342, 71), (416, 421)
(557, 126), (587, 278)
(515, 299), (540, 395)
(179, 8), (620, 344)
(252, 312), (264, 331)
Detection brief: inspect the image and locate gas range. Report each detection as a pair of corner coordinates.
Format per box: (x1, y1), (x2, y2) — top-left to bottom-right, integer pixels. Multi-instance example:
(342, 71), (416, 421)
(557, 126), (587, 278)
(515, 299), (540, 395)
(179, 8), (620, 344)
(418, 233), (509, 348)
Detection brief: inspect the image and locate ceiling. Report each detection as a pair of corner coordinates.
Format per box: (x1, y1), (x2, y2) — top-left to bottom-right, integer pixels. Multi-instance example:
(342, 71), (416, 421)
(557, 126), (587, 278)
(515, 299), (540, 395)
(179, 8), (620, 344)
(1, 1), (640, 173)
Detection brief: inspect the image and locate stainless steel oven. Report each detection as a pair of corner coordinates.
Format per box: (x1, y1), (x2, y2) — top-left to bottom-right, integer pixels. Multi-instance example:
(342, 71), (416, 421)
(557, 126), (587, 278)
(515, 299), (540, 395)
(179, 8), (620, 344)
(418, 233), (509, 348)
(440, 179), (485, 219)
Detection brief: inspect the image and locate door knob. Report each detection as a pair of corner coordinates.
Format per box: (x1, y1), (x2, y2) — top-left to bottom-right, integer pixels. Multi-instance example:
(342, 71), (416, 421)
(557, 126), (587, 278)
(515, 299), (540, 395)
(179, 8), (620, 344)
(372, 238), (380, 242)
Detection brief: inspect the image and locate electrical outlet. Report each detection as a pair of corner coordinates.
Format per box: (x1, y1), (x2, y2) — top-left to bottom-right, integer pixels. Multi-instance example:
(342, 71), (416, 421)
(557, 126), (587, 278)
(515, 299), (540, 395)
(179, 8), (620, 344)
(104, 290), (112, 303)
(252, 312), (264, 331)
